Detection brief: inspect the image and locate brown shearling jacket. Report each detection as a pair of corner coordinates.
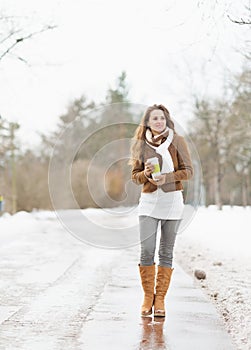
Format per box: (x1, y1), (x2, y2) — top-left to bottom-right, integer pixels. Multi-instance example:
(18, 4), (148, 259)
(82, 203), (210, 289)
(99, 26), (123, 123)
(131, 133), (193, 193)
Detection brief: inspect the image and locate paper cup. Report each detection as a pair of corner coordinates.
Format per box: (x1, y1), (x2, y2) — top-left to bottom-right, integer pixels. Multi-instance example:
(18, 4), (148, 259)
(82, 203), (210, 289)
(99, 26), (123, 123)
(147, 157), (161, 180)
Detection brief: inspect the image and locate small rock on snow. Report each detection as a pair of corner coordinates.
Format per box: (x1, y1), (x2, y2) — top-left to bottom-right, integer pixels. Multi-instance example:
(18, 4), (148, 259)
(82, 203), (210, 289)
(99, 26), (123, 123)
(194, 269), (206, 280)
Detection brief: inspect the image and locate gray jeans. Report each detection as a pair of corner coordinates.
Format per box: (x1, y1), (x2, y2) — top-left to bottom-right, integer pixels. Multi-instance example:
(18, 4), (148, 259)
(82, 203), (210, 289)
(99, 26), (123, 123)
(139, 216), (181, 268)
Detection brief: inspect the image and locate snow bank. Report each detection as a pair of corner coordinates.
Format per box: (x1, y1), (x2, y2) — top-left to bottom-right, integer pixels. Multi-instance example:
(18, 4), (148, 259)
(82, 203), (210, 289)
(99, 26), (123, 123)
(181, 205), (251, 258)
(0, 210), (50, 236)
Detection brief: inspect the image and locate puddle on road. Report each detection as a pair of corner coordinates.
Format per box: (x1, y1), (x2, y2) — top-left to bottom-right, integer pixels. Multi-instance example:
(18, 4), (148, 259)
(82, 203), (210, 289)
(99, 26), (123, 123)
(138, 316), (169, 350)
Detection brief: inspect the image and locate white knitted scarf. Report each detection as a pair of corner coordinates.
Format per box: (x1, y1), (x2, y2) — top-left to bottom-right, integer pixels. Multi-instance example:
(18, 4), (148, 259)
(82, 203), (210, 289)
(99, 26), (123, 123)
(145, 127), (174, 173)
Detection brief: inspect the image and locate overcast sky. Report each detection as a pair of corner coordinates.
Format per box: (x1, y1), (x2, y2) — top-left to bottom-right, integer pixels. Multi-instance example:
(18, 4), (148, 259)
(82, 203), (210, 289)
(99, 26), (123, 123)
(0, 0), (249, 147)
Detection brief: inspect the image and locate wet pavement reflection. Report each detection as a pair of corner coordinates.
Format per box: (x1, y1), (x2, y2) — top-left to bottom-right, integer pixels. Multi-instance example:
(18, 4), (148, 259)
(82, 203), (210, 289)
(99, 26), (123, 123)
(139, 316), (168, 350)
(77, 257), (234, 350)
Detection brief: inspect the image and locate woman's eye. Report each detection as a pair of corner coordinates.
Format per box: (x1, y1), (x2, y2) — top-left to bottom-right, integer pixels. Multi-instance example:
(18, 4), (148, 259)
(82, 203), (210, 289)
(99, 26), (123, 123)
(151, 116), (165, 121)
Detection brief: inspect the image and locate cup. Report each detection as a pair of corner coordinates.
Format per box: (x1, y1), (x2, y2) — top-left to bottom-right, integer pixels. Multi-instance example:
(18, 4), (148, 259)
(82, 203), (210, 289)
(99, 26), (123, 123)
(147, 157), (161, 181)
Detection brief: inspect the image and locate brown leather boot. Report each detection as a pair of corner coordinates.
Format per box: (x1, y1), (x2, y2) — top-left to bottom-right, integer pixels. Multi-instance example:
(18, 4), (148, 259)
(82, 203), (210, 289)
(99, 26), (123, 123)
(138, 264), (155, 317)
(154, 266), (173, 317)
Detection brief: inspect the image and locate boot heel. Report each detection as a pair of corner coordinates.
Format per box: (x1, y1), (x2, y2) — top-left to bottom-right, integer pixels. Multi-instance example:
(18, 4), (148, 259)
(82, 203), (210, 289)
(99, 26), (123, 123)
(154, 309), (165, 317)
(141, 308), (152, 317)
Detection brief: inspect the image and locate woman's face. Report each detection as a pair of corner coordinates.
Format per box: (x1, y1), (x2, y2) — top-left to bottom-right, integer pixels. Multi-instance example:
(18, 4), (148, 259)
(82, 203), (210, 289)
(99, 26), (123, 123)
(147, 109), (167, 134)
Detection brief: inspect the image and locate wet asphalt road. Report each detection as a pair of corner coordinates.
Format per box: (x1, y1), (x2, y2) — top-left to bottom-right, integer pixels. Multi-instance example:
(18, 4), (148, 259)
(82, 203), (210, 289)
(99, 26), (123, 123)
(0, 212), (235, 350)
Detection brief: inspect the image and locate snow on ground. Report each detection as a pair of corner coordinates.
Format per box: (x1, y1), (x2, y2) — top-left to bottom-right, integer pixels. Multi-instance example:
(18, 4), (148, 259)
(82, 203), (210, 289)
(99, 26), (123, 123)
(0, 205), (250, 349)
(175, 205), (251, 350)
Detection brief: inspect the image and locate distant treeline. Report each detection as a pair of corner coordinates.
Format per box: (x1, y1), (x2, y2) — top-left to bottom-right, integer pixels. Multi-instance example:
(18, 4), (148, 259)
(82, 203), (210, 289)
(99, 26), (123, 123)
(0, 68), (250, 213)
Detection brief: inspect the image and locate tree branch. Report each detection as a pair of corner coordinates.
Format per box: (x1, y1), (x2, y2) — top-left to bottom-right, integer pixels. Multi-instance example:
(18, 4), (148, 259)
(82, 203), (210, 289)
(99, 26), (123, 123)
(0, 25), (57, 62)
(0, 29), (21, 45)
(227, 14), (251, 25)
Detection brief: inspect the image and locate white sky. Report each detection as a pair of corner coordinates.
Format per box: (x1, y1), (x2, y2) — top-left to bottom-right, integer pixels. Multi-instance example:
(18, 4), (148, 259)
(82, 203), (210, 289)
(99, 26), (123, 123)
(0, 0), (249, 148)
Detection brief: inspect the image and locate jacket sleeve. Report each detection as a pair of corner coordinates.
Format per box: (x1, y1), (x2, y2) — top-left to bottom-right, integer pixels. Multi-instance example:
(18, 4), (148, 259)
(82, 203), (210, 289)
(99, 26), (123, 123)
(131, 159), (149, 185)
(164, 136), (194, 183)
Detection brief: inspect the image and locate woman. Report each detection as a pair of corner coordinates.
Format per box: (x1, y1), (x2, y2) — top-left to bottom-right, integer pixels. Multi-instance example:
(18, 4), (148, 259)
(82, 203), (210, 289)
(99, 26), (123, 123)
(129, 104), (193, 317)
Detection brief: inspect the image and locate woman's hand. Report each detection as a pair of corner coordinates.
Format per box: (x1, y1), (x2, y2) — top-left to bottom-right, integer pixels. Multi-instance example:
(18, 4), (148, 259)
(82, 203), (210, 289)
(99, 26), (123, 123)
(148, 174), (166, 186)
(144, 161), (155, 177)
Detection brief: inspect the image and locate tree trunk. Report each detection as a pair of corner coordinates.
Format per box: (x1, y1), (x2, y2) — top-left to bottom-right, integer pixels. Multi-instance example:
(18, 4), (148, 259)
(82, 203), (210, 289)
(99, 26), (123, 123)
(215, 174), (222, 209)
(215, 152), (222, 210)
(242, 174), (248, 207)
(246, 172), (251, 206)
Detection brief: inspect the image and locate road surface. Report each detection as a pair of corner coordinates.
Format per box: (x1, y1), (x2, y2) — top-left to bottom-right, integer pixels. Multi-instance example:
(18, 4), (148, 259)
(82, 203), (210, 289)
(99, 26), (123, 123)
(0, 211), (235, 349)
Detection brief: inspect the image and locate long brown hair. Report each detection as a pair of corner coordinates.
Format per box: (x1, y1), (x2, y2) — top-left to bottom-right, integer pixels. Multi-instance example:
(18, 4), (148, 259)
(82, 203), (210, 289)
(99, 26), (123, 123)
(129, 104), (175, 165)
